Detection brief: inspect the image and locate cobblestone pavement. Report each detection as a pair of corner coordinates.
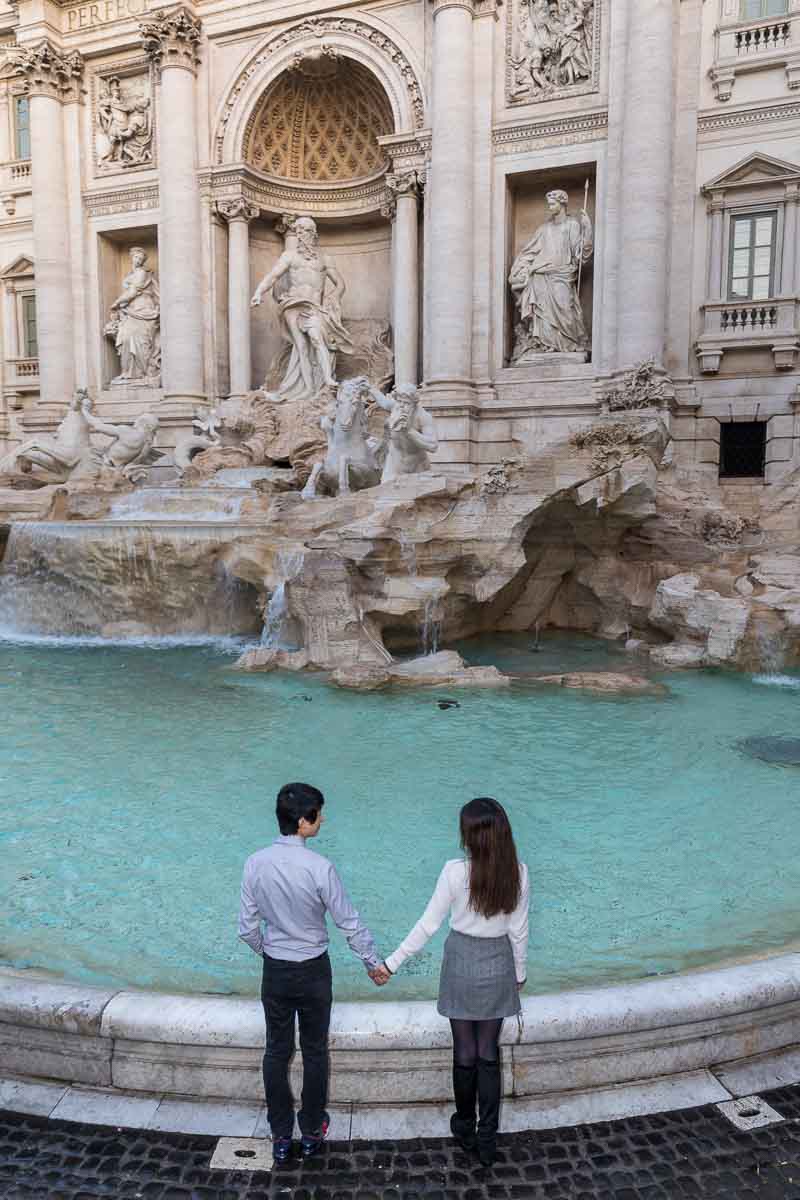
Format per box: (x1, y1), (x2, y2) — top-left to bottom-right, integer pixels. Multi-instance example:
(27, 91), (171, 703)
(5, 1084), (800, 1198)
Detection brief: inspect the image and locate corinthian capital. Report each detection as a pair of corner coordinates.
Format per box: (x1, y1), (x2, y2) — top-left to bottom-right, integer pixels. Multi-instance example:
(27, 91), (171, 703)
(215, 198), (260, 224)
(429, 0), (501, 12)
(140, 6), (202, 74)
(8, 41), (84, 102)
(387, 171), (422, 201)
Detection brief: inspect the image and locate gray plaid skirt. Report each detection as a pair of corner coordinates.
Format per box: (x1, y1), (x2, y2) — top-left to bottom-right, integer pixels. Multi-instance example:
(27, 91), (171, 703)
(437, 929), (521, 1020)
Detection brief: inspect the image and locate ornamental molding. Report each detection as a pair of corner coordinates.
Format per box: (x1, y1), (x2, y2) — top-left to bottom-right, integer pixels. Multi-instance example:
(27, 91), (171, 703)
(215, 17), (426, 167)
(379, 129), (432, 176)
(83, 181), (158, 216)
(506, 0), (602, 108)
(8, 41), (84, 101)
(215, 197), (259, 223)
(698, 99), (800, 135)
(199, 164), (390, 220)
(140, 5), (201, 74)
(492, 108), (607, 154)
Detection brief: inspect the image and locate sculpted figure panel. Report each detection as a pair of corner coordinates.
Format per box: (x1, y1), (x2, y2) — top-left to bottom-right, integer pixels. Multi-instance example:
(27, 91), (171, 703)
(105, 247), (161, 386)
(97, 74), (153, 170)
(509, 0), (595, 101)
(509, 188), (593, 361)
(251, 216), (355, 404)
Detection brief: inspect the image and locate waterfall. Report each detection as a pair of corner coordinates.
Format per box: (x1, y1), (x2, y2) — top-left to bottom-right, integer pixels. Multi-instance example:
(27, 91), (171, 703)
(0, 521), (261, 642)
(421, 597), (442, 657)
(261, 549), (305, 648)
(108, 488), (248, 523)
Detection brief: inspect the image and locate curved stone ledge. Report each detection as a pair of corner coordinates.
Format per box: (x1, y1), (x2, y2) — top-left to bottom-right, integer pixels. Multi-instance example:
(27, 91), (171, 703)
(2, 955), (800, 1108)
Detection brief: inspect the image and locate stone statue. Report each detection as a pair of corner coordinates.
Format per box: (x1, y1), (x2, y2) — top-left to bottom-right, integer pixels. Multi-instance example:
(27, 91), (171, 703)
(301, 376), (382, 499)
(251, 215), (355, 404)
(105, 247), (161, 386)
(371, 385), (439, 483)
(84, 408), (159, 476)
(508, 188), (593, 361)
(97, 76), (153, 169)
(510, 0), (593, 99)
(0, 388), (93, 483)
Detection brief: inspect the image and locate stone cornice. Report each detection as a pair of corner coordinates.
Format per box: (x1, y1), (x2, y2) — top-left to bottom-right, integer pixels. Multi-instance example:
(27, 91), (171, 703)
(83, 181), (159, 217)
(8, 40), (84, 102)
(698, 99), (800, 135)
(430, 0), (502, 13)
(140, 5), (202, 74)
(492, 109), (608, 153)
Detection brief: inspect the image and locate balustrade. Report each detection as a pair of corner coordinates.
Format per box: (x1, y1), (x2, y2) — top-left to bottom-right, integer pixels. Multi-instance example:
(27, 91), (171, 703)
(735, 21), (790, 52)
(720, 304), (779, 332)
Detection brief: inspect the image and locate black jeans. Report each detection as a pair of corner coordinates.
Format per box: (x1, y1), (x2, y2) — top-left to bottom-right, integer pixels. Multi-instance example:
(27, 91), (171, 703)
(261, 951), (333, 1139)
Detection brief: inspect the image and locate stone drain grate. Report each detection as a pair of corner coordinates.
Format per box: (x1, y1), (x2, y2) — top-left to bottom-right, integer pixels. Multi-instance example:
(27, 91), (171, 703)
(716, 1093), (787, 1131)
(210, 1136), (273, 1172)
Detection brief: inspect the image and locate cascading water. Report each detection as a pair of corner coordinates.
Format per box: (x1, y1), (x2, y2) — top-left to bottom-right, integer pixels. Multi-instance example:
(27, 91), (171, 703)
(421, 597), (442, 656)
(108, 488), (248, 523)
(261, 549), (305, 648)
(0, 521), (261, 641)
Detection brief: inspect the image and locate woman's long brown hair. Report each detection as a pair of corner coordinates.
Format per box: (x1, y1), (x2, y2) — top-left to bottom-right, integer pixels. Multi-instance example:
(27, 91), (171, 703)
(460, 797), (521, 918)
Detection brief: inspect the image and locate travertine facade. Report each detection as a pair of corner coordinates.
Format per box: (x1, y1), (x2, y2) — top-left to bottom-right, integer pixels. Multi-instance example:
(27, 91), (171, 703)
(0, 0), (799, 486)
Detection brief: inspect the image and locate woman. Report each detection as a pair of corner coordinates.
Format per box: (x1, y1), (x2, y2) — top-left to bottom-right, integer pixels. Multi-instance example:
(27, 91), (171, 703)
(380, 798), (529, 1166)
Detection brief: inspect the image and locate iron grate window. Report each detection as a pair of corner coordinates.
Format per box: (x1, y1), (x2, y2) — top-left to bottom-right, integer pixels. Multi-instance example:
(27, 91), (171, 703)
(719, 420), (766, 479)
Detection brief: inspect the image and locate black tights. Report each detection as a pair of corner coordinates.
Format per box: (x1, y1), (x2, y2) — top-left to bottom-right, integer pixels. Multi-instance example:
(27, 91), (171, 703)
(450, 1018), (503, 1068)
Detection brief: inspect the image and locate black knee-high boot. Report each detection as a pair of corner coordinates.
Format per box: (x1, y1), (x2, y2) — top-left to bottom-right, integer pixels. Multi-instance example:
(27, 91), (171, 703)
(450, 1063), (478, 1151)
(476, 1057), (501, 1166)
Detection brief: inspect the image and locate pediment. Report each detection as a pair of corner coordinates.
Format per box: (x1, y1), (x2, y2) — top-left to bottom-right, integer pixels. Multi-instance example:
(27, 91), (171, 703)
(0, 254), (34, 279)
(703, 152), (800, 194)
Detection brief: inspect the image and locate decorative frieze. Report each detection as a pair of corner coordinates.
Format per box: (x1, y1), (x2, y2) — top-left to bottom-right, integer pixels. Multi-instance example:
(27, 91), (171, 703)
(140, 6), (201, 74)
(8, 42), (84, 102)
(506, 0), (601, 107)
(492, 109), (607, 154)
(95, 64), (154, 173)
(83, 183), (159, 217)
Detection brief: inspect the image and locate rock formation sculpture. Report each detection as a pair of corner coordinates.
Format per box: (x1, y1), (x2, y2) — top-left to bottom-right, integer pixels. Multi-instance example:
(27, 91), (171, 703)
(301, 376), (382, 499)
(371, 385), (439, 482)
(105, 248), (161, 385)
(509, 188), (593, 360)
(0, 389), (94, 484)
(251, 215), (354, 403)
(97, 75), (153, 169)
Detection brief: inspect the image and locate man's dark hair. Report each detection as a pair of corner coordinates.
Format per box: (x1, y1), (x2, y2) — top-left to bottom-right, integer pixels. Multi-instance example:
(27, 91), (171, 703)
(276, 782), (325, 836)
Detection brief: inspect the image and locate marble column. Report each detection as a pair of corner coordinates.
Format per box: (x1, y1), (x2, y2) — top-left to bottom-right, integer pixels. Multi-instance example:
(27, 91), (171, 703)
(217, 199), (259, 398)
(425, 0), (474, 395)
(10, 43), (83, 412)
(385, 173), (420, 390)
(141, 6), (205, 407)
(617, 0), (674, 369)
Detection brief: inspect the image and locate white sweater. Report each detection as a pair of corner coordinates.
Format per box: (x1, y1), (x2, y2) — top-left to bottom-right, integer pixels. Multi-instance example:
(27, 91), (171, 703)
(385, 858), (530, 983)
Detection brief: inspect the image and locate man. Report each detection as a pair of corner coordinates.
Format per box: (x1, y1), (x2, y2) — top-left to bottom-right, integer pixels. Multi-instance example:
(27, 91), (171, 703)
(239, 782), (384, 1163)
(369, 383), (439, 482)
(251, 216), (355, 404)
(508, 187), (593, 360)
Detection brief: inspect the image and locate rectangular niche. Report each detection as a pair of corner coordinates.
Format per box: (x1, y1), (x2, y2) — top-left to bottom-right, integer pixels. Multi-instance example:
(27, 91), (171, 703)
(97, 228), (159, 390)
(249, 216), (392, 393)
(505, 162), (597, 368)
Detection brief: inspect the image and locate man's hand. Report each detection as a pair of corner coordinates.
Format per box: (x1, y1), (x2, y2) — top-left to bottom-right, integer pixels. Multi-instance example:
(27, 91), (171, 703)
(250, 291), (263, 308)
(368, 963), (392, 986)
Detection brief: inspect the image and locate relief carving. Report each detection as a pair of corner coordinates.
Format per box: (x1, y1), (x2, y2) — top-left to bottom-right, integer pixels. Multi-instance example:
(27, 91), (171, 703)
(97, 73), (153, 171)
(508, 0), (595, 103)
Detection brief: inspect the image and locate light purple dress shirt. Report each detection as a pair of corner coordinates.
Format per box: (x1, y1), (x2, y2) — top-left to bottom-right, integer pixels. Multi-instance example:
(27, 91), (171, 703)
(238, 835), (381, 970)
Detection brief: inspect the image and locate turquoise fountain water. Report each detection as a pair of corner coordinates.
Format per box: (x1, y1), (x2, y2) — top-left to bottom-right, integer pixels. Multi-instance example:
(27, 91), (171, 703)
(1, 631), (799, 1001)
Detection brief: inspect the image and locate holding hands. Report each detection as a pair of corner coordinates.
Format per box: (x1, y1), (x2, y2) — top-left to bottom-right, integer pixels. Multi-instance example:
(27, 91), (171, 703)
(368, 962), (393, 987)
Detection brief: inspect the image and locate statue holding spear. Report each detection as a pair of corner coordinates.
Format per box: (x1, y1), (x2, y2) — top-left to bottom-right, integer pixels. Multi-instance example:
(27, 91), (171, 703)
(509, 179), (594, 362)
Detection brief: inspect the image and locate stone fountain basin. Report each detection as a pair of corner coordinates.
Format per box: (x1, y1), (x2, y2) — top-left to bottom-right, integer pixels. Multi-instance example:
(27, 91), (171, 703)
(3, 953), (800, 1117)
